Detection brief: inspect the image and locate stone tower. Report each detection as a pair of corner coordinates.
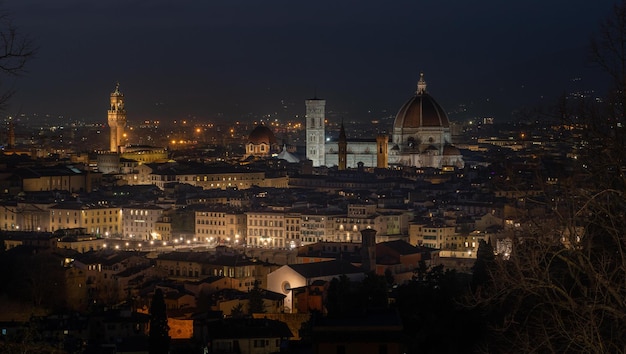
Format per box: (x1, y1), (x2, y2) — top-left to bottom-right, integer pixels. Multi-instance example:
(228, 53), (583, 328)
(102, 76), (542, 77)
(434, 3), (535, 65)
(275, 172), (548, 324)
(360, 228), (377, 273)
(338, 121), (347, 170)
(376, 134), (388, 168)
(305, 98), (325, 167)
(107, 83), (127, 153)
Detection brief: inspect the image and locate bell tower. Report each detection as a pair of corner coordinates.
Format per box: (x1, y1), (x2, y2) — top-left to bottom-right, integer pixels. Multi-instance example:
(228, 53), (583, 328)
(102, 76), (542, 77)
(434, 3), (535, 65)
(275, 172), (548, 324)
(376, 134), (388, 168)
(107, 83), (127, 152)
(305, 97), (325, 167)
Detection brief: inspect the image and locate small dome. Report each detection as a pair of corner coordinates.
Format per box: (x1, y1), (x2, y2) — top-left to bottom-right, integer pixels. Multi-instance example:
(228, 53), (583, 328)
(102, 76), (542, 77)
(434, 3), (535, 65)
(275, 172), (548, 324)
(248, 125), (277, 145)
(393, 73), (449, 130)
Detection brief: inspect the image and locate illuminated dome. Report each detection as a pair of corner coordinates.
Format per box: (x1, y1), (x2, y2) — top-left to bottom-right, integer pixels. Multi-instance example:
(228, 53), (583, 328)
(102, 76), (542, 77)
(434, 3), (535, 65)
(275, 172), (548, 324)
(248, 125), (277, 145)
(245, 124), (279, 159)
(393, 73), (449, 130)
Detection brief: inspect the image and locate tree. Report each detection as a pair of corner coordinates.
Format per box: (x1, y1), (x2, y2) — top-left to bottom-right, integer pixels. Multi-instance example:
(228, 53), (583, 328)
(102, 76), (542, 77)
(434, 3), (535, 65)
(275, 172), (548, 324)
(471, 239), (495, 293)
(149, 289), (170, 354)
(396, 264), (481, 354)
(467, 4), (626, 352)
(247, 280), (265, 315)
(0, 9), (35, 110)
(325, 275), (358, 317)
(360, 272), (389, 310)
(230, 303), (245, 318)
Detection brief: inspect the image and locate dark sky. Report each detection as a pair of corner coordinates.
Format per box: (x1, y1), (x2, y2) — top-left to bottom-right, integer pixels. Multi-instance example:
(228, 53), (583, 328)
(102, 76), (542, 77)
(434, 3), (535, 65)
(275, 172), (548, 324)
(3, 0), (618, 124)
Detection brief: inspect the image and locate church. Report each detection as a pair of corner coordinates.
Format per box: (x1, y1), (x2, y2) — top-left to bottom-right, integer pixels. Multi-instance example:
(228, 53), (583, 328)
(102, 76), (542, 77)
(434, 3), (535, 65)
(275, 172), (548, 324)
(244, 73), (464, 170)
(319, 73), (464, 169)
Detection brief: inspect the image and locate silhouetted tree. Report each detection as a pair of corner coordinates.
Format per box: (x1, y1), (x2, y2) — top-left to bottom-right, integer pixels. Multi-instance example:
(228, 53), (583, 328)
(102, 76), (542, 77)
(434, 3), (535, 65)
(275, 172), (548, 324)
(247, 281), (265, 314)
(467, 4), (626, 352)
(0, 9), (35, 110)
(230, 303), (245, 318)
(384, 268), (395, 286)
(149, 289), (170, 354)
(471, 239), (495, 292)
(325, 275), (356, 317)
(360, 272), (389, 310)
(396, 264), (480, 354)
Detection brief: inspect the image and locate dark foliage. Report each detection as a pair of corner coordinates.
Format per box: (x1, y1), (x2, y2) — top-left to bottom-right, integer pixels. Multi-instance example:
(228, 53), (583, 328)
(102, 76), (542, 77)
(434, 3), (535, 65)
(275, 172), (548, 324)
(247, 280), (266, 314)
(149, 289), (170, 354)
(395, 264), (482, 354)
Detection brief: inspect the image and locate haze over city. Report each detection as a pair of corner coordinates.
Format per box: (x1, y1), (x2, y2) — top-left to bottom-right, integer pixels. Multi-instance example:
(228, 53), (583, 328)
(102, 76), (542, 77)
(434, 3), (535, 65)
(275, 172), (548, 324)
(2, 1), (626, 353)
(4, 0), (616, 123)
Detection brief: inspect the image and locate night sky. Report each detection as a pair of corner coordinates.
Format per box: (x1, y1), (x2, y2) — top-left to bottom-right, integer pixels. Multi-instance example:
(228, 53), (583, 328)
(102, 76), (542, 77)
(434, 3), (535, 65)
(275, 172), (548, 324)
(4, 0), (618, 124)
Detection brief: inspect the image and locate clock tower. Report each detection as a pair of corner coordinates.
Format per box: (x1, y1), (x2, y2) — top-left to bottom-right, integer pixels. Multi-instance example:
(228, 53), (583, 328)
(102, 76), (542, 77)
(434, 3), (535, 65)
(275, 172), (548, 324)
(305, 97), (325, 167)
(108, 83), (127, 153)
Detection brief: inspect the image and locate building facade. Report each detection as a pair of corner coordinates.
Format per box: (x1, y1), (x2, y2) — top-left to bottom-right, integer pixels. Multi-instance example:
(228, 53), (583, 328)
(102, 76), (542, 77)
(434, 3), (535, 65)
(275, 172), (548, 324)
(121, 205), (165, 240)
(195, 208), (247, 245)
(246, 210), (287, 248)
(50, 202), (121, 236)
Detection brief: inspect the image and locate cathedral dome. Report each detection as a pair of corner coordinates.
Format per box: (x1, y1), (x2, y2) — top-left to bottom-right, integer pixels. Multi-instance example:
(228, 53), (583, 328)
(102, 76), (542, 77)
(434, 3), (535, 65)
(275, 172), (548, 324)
(248, 125), (277, 145)
(393, 73), (449, 130)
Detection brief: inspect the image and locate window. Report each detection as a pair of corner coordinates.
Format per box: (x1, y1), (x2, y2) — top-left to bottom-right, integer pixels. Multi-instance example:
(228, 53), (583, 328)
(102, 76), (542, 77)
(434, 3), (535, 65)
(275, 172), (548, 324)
(253, 340), (265, 348)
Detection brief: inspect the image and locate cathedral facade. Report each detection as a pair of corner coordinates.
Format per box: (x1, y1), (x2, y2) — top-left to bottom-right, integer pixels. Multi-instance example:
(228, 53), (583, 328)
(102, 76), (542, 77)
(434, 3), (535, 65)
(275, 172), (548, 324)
(320, 73), (464, 169)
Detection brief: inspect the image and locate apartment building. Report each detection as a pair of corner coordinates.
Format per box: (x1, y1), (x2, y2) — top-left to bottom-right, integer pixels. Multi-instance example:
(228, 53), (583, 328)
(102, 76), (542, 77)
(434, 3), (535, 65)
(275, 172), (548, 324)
(195, 207), (247, 245)
(121, 205), (165, 240)
(50, 201), (121, 236)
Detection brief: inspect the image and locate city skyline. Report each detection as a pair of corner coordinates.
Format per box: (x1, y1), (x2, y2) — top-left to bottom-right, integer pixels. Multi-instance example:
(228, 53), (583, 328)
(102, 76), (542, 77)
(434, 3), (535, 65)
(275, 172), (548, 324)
(4, 0), (617, 124)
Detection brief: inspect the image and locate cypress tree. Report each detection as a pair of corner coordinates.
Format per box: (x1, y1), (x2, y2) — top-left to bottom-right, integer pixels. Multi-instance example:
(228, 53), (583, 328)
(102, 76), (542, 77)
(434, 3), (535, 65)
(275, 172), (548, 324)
(149, 288), (170, 354)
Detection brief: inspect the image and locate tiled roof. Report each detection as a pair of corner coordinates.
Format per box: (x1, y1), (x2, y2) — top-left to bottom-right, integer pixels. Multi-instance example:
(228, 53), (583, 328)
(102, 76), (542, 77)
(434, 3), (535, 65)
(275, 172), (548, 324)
(288, 260), (363, 278)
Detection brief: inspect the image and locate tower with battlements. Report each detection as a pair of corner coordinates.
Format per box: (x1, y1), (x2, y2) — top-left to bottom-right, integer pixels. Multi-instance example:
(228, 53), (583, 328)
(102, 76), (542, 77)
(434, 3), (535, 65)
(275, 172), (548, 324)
(107, 83), (127, 152)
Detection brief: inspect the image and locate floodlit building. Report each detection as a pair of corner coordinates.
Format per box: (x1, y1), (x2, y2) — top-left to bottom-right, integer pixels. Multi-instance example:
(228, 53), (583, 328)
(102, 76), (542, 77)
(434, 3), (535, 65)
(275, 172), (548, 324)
(312, 73), (465, 169)
(49, 201), (121, 236)
(195, 207), (247, 245)
(246, 210), (287, 248)
(107, 83), (127, 153)
(121, 204), (165, 240)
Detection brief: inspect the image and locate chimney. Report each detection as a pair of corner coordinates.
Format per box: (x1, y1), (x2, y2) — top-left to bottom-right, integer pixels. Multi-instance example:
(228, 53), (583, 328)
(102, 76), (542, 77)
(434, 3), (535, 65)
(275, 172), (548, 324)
(360, 228), (377, 273)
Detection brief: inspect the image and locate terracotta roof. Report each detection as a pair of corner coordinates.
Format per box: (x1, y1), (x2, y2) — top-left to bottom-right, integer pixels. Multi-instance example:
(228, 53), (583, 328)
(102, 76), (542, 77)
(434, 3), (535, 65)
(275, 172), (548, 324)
(288, 259), (363, 278)
(393, 92), (449, 129)
(248, 125), (277, 145)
